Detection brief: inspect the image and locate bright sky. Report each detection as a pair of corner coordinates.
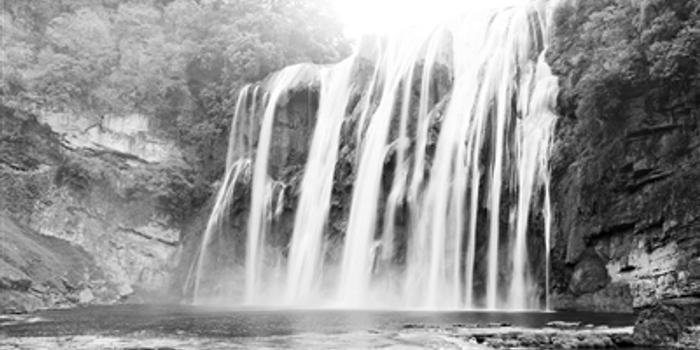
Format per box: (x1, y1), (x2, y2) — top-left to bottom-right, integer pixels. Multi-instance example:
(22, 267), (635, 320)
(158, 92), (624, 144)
(330, 0), (526, 37)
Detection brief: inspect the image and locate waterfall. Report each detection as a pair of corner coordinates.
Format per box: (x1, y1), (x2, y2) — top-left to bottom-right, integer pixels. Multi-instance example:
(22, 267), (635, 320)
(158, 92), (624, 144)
(285, 55), (356, 304)
(185, 85), (253, 303)
(508, 54), (558, 309)
(245, 64), (319, 304)
(337, 30), (429, 307)
(190, 1), (559, 310)
(404, 26), (448, 307)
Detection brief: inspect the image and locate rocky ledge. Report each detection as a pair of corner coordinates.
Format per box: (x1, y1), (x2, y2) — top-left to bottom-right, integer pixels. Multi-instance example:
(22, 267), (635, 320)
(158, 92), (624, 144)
(403, 322), (635, 349)
(402, 321), (700, 349)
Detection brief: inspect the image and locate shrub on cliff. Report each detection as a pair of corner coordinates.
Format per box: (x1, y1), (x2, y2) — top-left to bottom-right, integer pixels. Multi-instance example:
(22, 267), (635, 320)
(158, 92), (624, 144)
(155, 166), (211, 224)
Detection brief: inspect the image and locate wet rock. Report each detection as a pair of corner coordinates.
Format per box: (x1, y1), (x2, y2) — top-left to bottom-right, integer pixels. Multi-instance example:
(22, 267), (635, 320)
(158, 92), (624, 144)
(632, 303), (694, 346)
(486, 322), (512, 328)
(402, 323), (428, 329)
(471, 327), (630, 349)
(517, 332), (550, 347)
(545, 321), (582, 329)
(551, 334), (581, 349)
(484, 337), (521, 348)
(451, 323), (479, 328)
(550, 333), (614, 349)
(609, 332), (635, 347)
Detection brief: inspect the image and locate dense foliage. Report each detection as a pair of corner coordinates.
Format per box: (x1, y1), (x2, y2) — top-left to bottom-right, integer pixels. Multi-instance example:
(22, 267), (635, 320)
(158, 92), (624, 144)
(549, 0), (700, 233)
(549, 0), (700, 201)
(0, 0), (348, 179)
(551, 0), (700, 132)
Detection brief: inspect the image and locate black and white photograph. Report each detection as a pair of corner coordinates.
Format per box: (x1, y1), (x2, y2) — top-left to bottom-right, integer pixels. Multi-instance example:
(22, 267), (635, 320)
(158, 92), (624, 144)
(1, 0), (699, 348)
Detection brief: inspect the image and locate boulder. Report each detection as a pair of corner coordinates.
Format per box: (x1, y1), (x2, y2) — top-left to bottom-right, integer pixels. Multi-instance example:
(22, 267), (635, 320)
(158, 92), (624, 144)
(545, 321), (582, 329)
(633, 304), (687, 346)
(568, 253), (609, 295)
(633, 299), (700, 346)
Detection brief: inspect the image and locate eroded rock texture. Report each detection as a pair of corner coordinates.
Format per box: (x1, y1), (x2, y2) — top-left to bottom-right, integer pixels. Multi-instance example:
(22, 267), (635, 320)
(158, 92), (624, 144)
(0, 105), (206, 312)
(547, 0), (700, 315)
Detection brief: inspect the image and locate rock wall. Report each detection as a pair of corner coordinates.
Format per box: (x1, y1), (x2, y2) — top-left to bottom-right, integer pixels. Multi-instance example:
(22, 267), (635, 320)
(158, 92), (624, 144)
(547, 0), (700, 313)
(0, 212), (106, 313)
(0, 105), (206, 312)
(39, 112), (182, 163)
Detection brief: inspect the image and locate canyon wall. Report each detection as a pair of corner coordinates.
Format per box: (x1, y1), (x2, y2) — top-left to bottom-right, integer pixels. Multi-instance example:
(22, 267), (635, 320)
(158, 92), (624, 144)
(547, 0), (700, 315)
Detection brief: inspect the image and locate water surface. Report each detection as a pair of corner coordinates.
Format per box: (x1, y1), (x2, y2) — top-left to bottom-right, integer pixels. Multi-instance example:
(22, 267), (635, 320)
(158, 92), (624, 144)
(1, 304), (636, 338)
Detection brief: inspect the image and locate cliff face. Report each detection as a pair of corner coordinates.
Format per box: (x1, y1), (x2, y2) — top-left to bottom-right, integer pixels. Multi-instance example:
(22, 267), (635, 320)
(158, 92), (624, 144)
(547, 0), (700, 313)
(0, 105), (207, 312)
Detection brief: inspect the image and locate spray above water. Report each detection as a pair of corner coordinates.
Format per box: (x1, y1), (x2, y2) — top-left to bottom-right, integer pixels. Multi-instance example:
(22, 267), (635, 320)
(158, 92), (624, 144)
(189, 2), (559, 310)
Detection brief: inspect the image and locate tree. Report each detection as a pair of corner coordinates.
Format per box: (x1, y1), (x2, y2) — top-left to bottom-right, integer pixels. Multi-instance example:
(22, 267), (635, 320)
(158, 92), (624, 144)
(0, 0), (348, 180)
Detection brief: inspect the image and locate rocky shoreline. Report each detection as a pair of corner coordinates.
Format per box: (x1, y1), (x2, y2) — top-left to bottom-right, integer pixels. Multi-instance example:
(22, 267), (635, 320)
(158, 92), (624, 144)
(1, 305), (699, 350)
(1, 320), (698, 349)
(401, 321), (700, 349)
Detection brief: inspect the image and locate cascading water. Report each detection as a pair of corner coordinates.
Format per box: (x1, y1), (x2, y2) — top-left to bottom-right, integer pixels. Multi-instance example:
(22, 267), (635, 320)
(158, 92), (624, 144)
(184, 85), (254, 303)
(285, 55), (357, 304)
(188, 1), (559, 310)
(245, 64), (319, 304)
(338, 29), (431, 307)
